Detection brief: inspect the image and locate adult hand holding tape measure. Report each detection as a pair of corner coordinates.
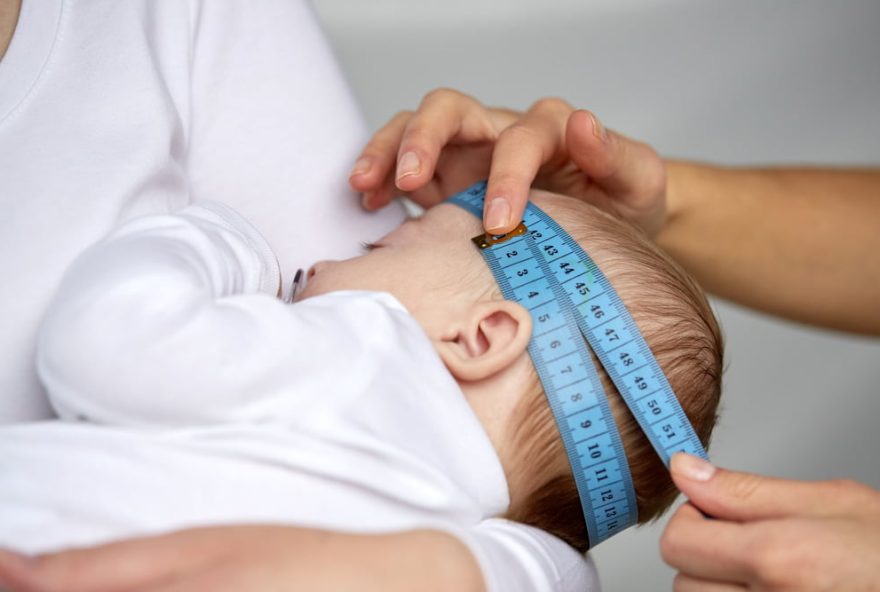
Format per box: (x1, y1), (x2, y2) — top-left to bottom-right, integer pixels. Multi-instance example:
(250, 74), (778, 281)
(352, 89), (880, 591)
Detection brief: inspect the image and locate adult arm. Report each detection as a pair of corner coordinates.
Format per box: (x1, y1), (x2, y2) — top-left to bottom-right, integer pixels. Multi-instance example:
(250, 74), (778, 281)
(660, 162), (880, 335)
(0, 521), (599, 592)
(0, 527), (484, 592)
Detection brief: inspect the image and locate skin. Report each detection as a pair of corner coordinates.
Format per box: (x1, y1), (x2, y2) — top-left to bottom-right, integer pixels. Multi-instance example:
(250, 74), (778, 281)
(0, 528), (484, 592)
(351, 89), (880, 335)
(350, 88), (665, 236)
(0, 0), (21, 61)
(0, 202), (557, 592)
(665, 453), (880, 592)
(661, 162), (880, 335)
(300, 201), (538, 489)
(350, 87), (880, 590)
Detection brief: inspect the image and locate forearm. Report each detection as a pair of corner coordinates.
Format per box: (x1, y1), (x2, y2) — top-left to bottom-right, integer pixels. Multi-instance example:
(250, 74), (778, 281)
(0, 527), (487, 592)
(659, 161), (880, 335)
(304, 529), (485, 592)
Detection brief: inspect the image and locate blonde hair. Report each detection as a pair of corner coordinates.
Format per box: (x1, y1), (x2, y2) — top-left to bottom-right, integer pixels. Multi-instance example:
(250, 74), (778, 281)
(502, 194), (723, 552)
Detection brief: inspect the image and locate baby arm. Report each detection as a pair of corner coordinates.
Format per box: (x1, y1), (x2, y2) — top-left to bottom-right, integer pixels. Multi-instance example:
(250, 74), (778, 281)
(37, 201), (297, 426)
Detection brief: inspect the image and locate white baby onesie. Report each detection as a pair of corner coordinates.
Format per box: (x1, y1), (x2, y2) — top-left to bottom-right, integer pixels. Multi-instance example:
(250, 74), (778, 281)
(0, 202), (599, 592)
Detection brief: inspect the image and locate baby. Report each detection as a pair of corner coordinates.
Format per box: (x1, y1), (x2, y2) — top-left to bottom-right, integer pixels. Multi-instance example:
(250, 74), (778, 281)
(0, 190), (722, 585)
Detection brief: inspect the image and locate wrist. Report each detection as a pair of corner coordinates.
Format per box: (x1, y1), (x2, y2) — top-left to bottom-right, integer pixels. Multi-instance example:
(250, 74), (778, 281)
(659, 159), (726, 243)
(663, 159), (699, 226)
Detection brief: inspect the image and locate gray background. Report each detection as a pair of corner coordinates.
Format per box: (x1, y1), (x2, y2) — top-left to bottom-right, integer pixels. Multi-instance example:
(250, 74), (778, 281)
(312, 1), (880, 589)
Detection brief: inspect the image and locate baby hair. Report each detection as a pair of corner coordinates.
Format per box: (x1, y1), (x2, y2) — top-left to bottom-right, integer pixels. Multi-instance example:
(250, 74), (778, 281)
(501, 193), (723, 552)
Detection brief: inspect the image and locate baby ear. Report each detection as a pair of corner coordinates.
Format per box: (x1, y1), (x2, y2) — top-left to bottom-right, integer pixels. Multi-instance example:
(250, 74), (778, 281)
(436, 300), (533, 382)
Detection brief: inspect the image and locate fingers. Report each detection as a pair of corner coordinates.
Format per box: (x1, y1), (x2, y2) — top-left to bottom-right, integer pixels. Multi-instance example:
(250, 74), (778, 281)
(660, 503), (759, 583)
(351, 89), (498, 210)
(484, 98), (573, 233)
(673, 573), (747, 592)
(353, 92), (668, 236)
(671, 453), (872, 521)
(350, 111), (411, 210)
(395, 89), (498, 192)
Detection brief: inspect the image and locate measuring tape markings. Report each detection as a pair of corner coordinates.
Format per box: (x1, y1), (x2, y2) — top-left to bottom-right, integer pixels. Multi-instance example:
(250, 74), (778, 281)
(482, 229), (636, 543)
(522, 205), (708, 465)
(448, 181), (709, 545)
(449, 184), (638, 545)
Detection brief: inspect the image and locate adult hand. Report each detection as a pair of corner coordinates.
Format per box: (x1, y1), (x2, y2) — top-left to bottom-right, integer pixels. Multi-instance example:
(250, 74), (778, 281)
(349, 88), (667, 236)
(661, 453), (880, 591)
(0, 525), (482, 592)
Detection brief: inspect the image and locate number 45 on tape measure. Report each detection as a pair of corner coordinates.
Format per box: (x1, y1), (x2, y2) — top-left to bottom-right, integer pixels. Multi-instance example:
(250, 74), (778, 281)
(448, 181), (708, 547)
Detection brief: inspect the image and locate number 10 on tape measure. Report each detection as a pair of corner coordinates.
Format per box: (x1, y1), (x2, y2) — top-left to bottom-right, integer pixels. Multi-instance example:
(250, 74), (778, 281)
(449, 181), (708, 547)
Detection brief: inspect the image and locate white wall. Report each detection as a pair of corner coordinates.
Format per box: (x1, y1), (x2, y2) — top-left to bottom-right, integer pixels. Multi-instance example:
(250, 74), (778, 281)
(312, 1), (880, 589)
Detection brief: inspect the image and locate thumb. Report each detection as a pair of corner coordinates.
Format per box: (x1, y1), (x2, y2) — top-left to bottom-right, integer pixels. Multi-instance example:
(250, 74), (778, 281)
(670, 453), (851, 522)
(565, 110), (667, 235)
(565, 110), (665, 196)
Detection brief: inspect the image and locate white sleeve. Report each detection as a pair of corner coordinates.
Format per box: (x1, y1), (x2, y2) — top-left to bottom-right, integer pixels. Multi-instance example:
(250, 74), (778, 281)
(35, 201), (305, 426)
(458, 519), (600, 592)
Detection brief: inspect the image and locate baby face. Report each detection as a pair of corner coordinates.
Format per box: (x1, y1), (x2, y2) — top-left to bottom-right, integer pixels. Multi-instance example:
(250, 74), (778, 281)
(297, 204), (490, 331)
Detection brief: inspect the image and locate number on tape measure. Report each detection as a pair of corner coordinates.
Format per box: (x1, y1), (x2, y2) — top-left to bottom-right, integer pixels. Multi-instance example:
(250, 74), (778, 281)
(448, 181), (709, 546)
(451, 182), (638, 546)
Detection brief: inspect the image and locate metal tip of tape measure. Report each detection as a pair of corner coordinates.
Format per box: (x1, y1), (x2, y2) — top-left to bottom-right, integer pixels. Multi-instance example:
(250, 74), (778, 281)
(472, 222), (528, 249)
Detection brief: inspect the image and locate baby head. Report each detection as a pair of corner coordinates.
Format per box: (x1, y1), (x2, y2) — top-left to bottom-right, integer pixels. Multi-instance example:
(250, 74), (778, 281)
(300, 190), (723, 551)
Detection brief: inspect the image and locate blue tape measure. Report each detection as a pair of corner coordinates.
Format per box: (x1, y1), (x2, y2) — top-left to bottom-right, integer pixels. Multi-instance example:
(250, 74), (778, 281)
(448, 181), (708, 547)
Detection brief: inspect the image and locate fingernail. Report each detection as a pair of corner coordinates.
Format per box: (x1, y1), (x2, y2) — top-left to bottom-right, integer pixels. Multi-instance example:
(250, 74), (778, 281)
(485, 198), (511, 233)
(349, 157), (372, 178)
(361, 191), (375, 210)
(671, 453), (716, 482)
(590, 112), (607, 142)
(396, 151), (421, 181)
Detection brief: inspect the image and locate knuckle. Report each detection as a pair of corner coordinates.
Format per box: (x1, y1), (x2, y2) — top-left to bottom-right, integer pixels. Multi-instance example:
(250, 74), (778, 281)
(529, 96), (573, 116)
(659, 515), (685, 565)
(726, 471), (765, 504)
(365, 112), (414, 152)
(825, 478), (874, 508)
(401, 123), (436, 147)
(390, 110), (414, 125)
(746, 538), (784, 585)
(489, 170), (527, 192)
(640, 147), (667, 196)
(827, 477), (864, 494)
(422, 87), (461, 104)
(746, 530), (811, 589)
(359, 141), (385, 158)
(497, 123), (542, 146)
